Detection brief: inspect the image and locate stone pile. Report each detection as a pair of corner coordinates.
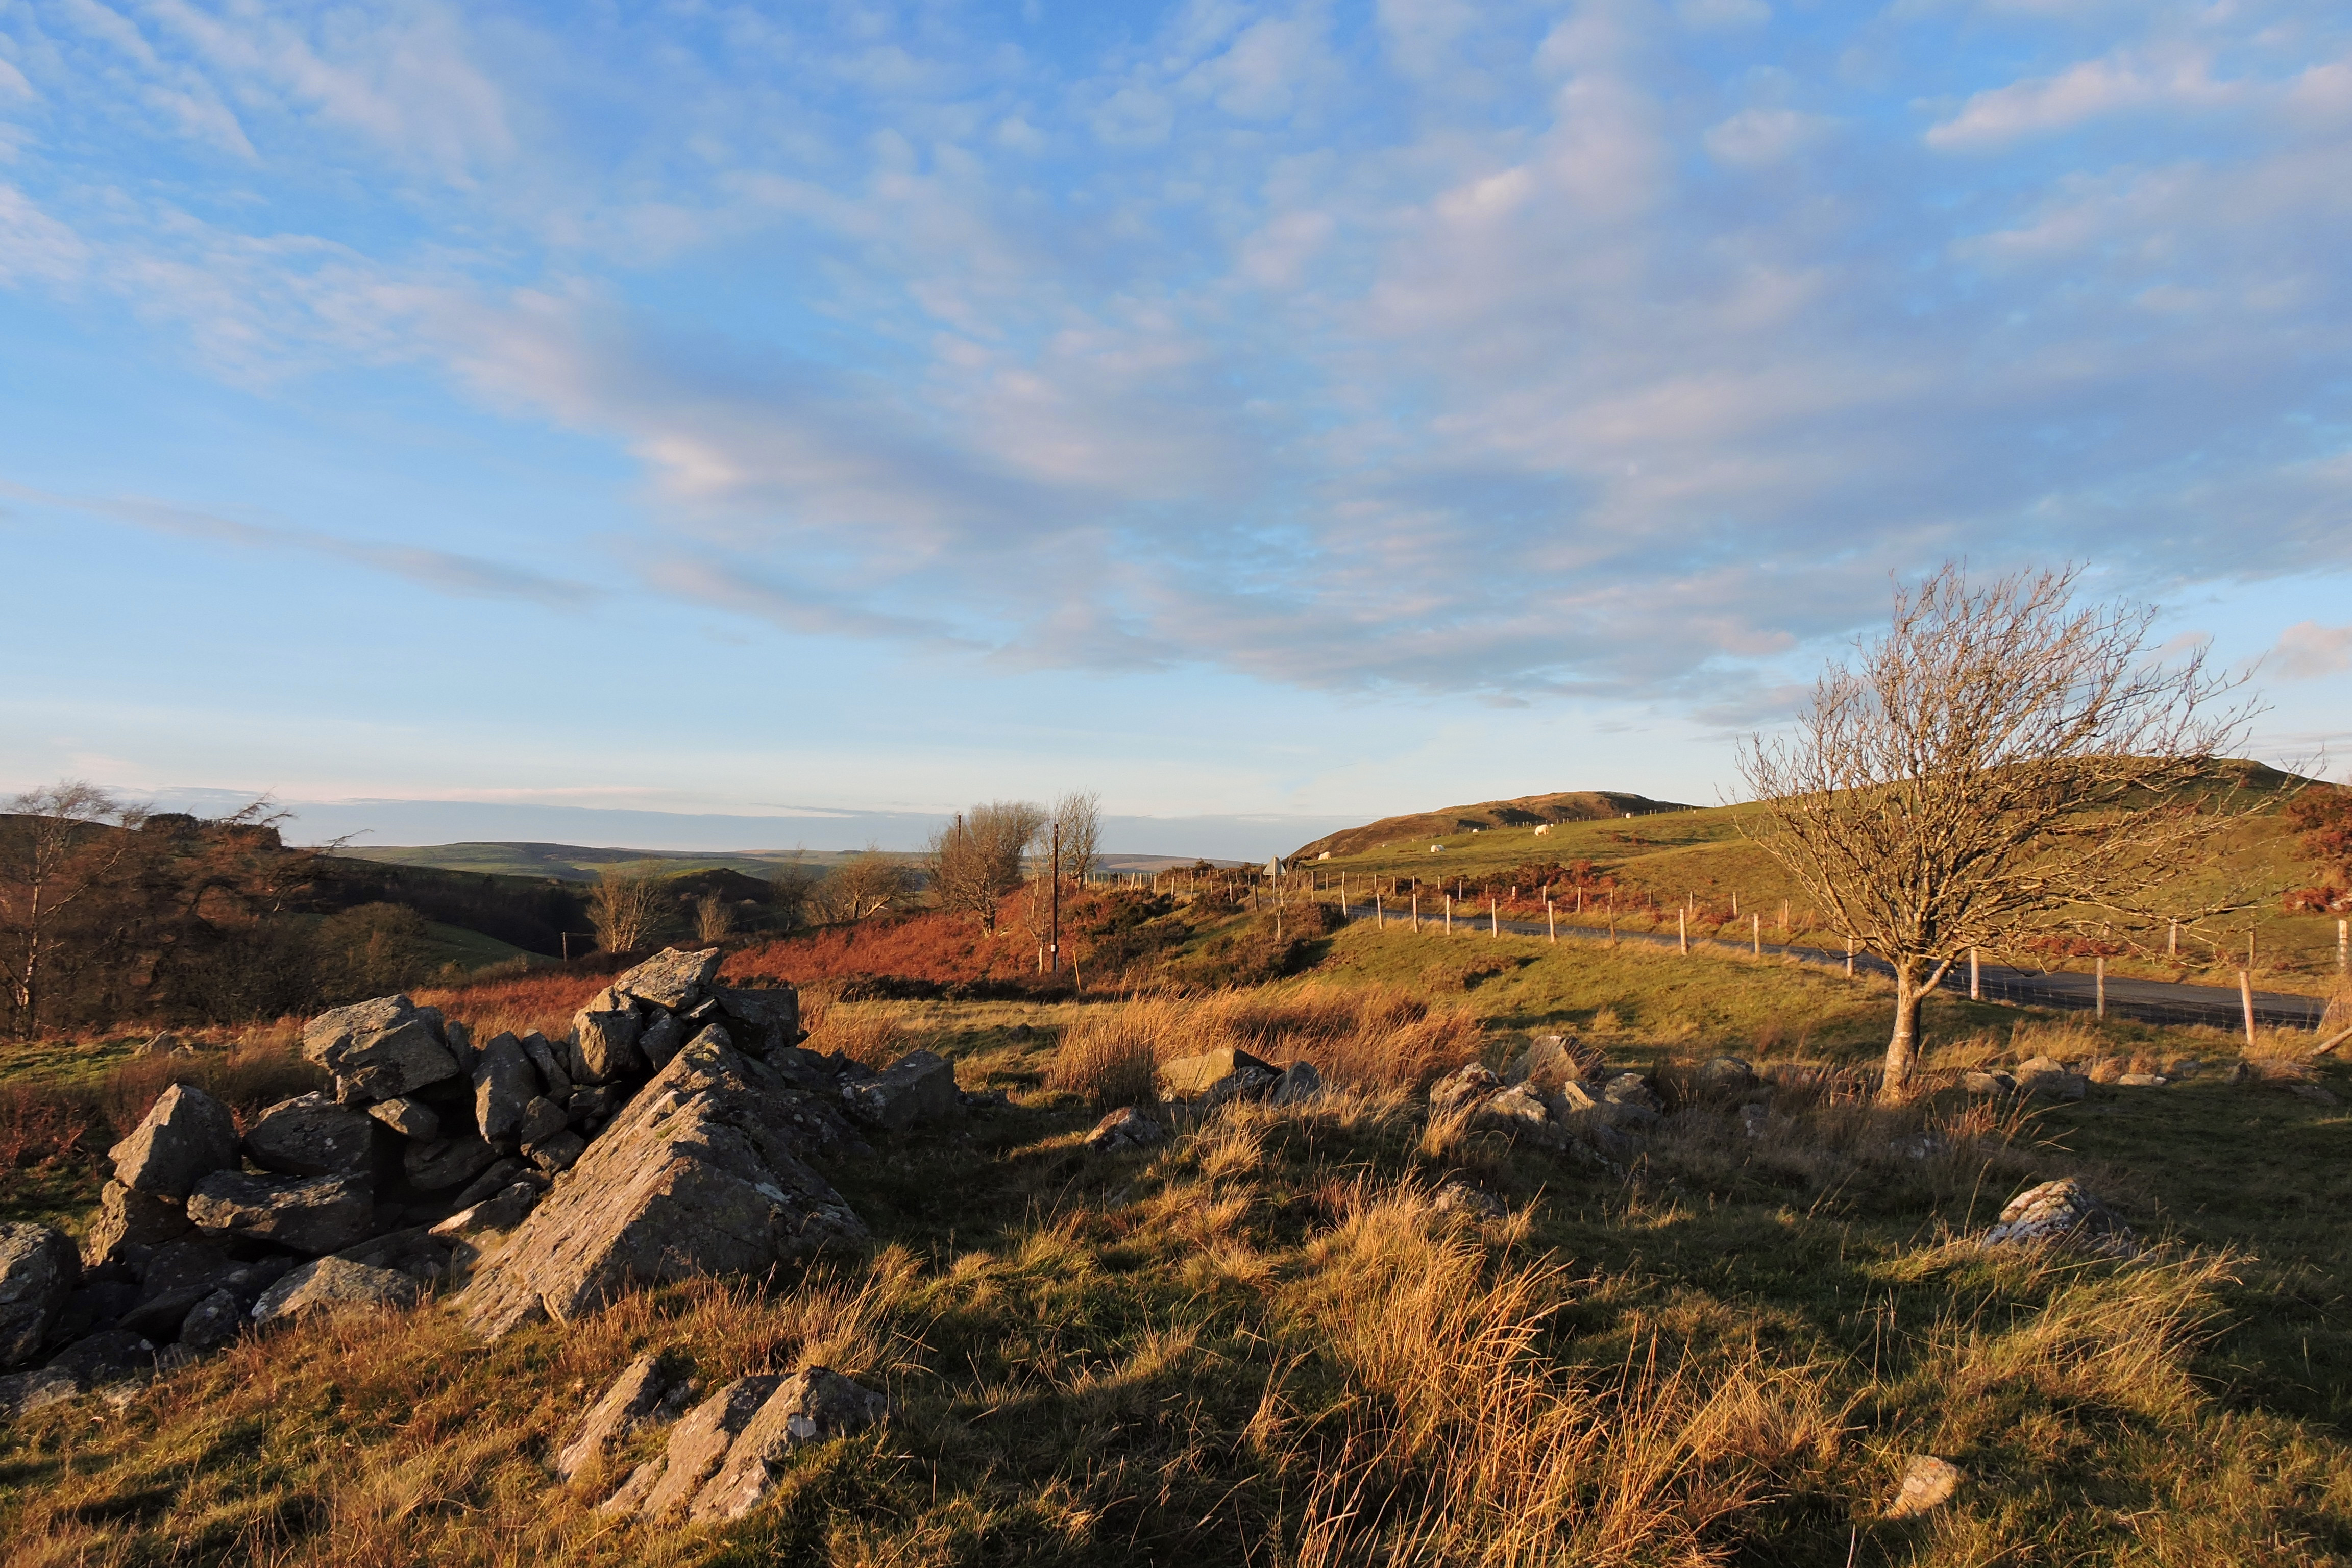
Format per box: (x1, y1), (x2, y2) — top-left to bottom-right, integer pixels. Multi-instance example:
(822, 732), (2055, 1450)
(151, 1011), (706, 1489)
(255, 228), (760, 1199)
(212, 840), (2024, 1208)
(1980, 1178), (2136, 1255)
(1425, 1037), (1755, 1173)
(1, 948), (971, 1416)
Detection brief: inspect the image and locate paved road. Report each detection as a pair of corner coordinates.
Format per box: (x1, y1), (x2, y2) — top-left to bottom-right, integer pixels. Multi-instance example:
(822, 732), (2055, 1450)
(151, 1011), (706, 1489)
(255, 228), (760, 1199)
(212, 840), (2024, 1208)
(1328, 899), (2329, 1031)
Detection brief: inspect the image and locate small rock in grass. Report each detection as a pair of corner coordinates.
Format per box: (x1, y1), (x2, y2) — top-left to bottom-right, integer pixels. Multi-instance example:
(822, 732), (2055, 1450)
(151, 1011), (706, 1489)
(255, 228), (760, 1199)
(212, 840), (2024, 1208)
(1432, 1180), (1506, 1222)
(1269, 1061), (1324, 1106)
(1738, 1102), (1772, 1139)
(688, 1368), (889, 1524)
(1962, 1070), (2016, 1096)
(1981, 1179), (2134, 1255)
(2116, 1073), (2166, 1087)
(0, 1366), (80, 1419)
(556, 1351), (694, 1481)
(1086, 1107), (1164, 1153)
(1602, 1072), (1661, 1111)
(1156, 1048), (1279, 1107)
(1884, 1455), (1965, 1519)
(1694, 1057), (1757, 1092)
(1428, 1063), (1503, 1115)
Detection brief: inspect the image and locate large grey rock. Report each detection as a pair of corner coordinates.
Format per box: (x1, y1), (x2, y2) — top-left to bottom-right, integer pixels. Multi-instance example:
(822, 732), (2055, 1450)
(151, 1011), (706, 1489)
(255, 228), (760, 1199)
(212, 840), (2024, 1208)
(614, 948), (723, 1012)
(1695, 1057), (1758, 1093)
(251, 1257), (420, 1325)
(1981, 1179), (2135, 1255)
(107, 1084), (237, 1199)
(632, 1375), (779, 1520)
(335, 1227), (457, 1284)
(689, 1368), (889, 1523)
(403, 1134), (502, 1192)
(570, 993), (644, 1084)
(459, 1032), (870, 1339)
(0, 1224), (79, 1366)
(555, 1351), (692, 1481)
(429, 1183), (543, 1241)
(304, 996), (461, 1102)
(450, 1158), (534, 1210)
(1601, 1072), (1662, 1112)
(528, 1130), (588, 1174)
(712, 986), (800, 1055)
(636, 1011), (685, 1072)
(474, 1032), (537, 1144)
(1156, 1047), (1279, 1105)
(517, 1096), (570, 1146)
(187, 1171), (375, 1255)
(368, 1097), (440, 1140)
(45, 1329), (153, 1388)
(1472, 1084), (1569, 1151)
(840, 1049), (960, 1132)
(244, 1092), (376, 1178)
(80, 1181), (193, 1267)
(1269, 1060), (1324, 1106)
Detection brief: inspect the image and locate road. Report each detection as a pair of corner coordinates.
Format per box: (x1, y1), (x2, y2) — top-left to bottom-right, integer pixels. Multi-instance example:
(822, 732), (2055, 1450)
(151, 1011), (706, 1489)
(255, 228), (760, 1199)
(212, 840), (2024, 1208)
(1326, 898), (2329, 1032)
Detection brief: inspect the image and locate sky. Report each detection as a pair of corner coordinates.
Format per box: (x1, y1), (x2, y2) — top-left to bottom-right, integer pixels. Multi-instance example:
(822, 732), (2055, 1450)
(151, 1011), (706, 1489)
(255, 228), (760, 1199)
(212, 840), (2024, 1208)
(3, 0), (2348, 857)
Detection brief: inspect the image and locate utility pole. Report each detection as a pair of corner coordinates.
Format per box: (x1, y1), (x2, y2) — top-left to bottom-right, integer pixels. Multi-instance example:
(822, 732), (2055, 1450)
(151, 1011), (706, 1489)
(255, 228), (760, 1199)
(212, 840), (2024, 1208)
(1048, 820), (1061, 975)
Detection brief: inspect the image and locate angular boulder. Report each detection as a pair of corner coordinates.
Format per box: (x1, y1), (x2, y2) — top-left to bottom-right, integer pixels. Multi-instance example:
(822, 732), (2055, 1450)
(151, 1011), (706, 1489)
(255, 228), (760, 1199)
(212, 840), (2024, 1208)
(1962, 1070), (2017, 1096)
(840, 1050), (959, 1132)
(244, 1092), (376, 1178)
(614, 948), (723, 1012)
(45, 1329), (154, 1388)
(519, 1032), (572, 1100)
(179, 1289), (243, 1351)
(1429, 1062), (1503, 1116)
(1157, 1047), (1280, 1105)
(80, 1180), (193, 1267)
(304, 996), (462, 1102)
(631, 1374), (778, 1520)
(474, 1032), (538, 1144)
(107, 1084), (237, 1199)
(187, 1171), (375, 1255)
(556, 1351), (693, 1481)
(528, 1130), (587, 1174)
(570, 993), (645, 1084)
(1269, 1061), (1324, 1106)
(1504, 1035), (1586, 1089)
(636, 1012), (685, 1073)
(458, 1032), (871, 1339)
(1472, 1084), (1569, 1151)
(690, 1368), (889, 1524)
(429, 1184), (543, 1242)
(0, 1223), (79, 1367)
(251, 1257), (420, 1326)
(1694, 1057), (1758, 1093)
(1601, 1072), (1662, 1111)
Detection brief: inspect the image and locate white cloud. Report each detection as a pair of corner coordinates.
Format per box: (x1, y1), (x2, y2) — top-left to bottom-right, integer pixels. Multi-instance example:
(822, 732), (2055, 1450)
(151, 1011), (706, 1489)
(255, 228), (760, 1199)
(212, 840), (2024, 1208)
(1703, 107), (1831, 165)
(1677, 0), (1771, 31)
(2274, 622), (2352, 680)
(1927, 50), (2236, 150)
(0, 184), (86, 284)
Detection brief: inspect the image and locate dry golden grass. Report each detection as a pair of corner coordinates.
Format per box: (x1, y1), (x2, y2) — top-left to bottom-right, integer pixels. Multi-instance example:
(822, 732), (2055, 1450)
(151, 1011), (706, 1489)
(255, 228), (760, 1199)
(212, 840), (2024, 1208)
(797, 999), (914, 1070)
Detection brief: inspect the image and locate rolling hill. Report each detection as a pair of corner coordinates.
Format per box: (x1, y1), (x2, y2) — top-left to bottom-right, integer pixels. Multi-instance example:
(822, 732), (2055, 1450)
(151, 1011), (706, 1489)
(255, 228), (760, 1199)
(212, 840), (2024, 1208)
(1287, 790), (1697, 861)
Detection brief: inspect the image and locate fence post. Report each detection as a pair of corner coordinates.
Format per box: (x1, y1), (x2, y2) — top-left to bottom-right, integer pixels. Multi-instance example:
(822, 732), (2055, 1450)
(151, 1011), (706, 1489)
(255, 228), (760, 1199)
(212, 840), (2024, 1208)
(2240, 969), (2257, 1049)
(1548, 898), (1556, 943)
(2095, 957), (2105, 1020)
(1752, 913), (1760, 958)
(2169, 919), (2178, 960)
(1445, 895), (1453, 935)
(2340, 919), (2348, 976)
(1970, 947), (1980, 1001)
(1846, 937), (1854, 978)
(1679, 908), (1688, 955)
(1413, 892), (1419, 933)
(1490, 895), (1498, 937)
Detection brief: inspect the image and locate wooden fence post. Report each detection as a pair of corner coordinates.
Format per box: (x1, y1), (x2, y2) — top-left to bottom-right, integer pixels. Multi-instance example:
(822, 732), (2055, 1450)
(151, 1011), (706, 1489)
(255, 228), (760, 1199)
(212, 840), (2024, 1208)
(1548, 898), (1556, 943)
(2339, 918), (2347, 976)
(1970, 947), (1980, 1001)
(2240, 969), (2257, 1049)
(2095, 956), (2105, 1020)
(1846, 937), (1854, 978)
(1490, 895), (1498, 937)
(1413, 892), (1419, 933)
(1678, 908), (1688, 955)
(1752, 913), (1760, 957)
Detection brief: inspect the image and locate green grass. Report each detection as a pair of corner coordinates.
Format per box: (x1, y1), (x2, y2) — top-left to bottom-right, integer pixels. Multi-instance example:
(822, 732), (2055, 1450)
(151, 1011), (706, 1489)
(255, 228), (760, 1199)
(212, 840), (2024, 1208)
(7, 939), (2349, 1564)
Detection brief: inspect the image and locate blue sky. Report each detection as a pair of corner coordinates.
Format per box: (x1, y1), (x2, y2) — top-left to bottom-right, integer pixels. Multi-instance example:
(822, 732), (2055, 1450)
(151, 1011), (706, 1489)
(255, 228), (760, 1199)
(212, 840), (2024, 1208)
(3, 0), (2348, 856)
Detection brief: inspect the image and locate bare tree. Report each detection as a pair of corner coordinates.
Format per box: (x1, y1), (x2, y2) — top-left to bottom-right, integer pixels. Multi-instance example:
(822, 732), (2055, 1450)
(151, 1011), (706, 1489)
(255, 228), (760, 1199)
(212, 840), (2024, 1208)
(767, 849), (824, 930)
(1051, 791), (1104, 886)
(693, 892), (736, 944)
(586, 864), (667, 953)
(929, 801), (1046, 932)
(1738, 563), (2261, 1098)
(811, 846), (915, 924)
(0, 780), (147, 1038)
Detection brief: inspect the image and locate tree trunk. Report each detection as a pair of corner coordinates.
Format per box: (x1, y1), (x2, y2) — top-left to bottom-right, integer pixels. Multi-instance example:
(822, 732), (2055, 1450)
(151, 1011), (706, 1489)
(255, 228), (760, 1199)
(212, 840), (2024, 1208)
(1882, 960), (1923, 1098)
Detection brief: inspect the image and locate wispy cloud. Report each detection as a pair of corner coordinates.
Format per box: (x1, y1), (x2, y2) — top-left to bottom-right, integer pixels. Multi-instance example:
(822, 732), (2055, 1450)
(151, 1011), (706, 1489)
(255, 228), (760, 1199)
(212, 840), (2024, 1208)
(2273, 621), (2352, 680)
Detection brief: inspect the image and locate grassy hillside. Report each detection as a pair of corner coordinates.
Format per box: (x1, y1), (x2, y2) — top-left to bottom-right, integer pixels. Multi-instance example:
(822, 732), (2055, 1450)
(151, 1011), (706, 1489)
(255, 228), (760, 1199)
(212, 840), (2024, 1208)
(1296, 769), (2348, 994)
(1290, 790), (1697, 861)
(5, 927), (2348, 1564)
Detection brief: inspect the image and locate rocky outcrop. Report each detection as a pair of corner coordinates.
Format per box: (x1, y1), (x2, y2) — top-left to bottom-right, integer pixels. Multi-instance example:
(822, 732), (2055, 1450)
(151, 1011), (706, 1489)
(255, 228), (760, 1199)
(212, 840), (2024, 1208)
(0, 1224), (79, 1366)
(80, 1181), (194, 1268)
(187, 1171), (375, 1255)
(600, 1366), (888, 1523)
(107, 1084), (237, 1199)
(556, 1352), (694, 1481)
(458, 1030), (871, 1340)
(1429, 1061), (1649, 1170)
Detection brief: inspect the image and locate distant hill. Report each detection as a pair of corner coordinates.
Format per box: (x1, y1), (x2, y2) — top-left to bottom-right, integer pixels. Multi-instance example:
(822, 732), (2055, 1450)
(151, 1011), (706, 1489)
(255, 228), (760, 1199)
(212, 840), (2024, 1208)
(1288, 791), (1697, 861)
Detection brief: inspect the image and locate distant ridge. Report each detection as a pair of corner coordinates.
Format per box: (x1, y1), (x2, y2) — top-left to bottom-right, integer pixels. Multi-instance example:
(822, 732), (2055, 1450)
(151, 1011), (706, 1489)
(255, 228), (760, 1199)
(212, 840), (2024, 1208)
(333, 841), (1245, 881)
(1287, 790), (1697, 862)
